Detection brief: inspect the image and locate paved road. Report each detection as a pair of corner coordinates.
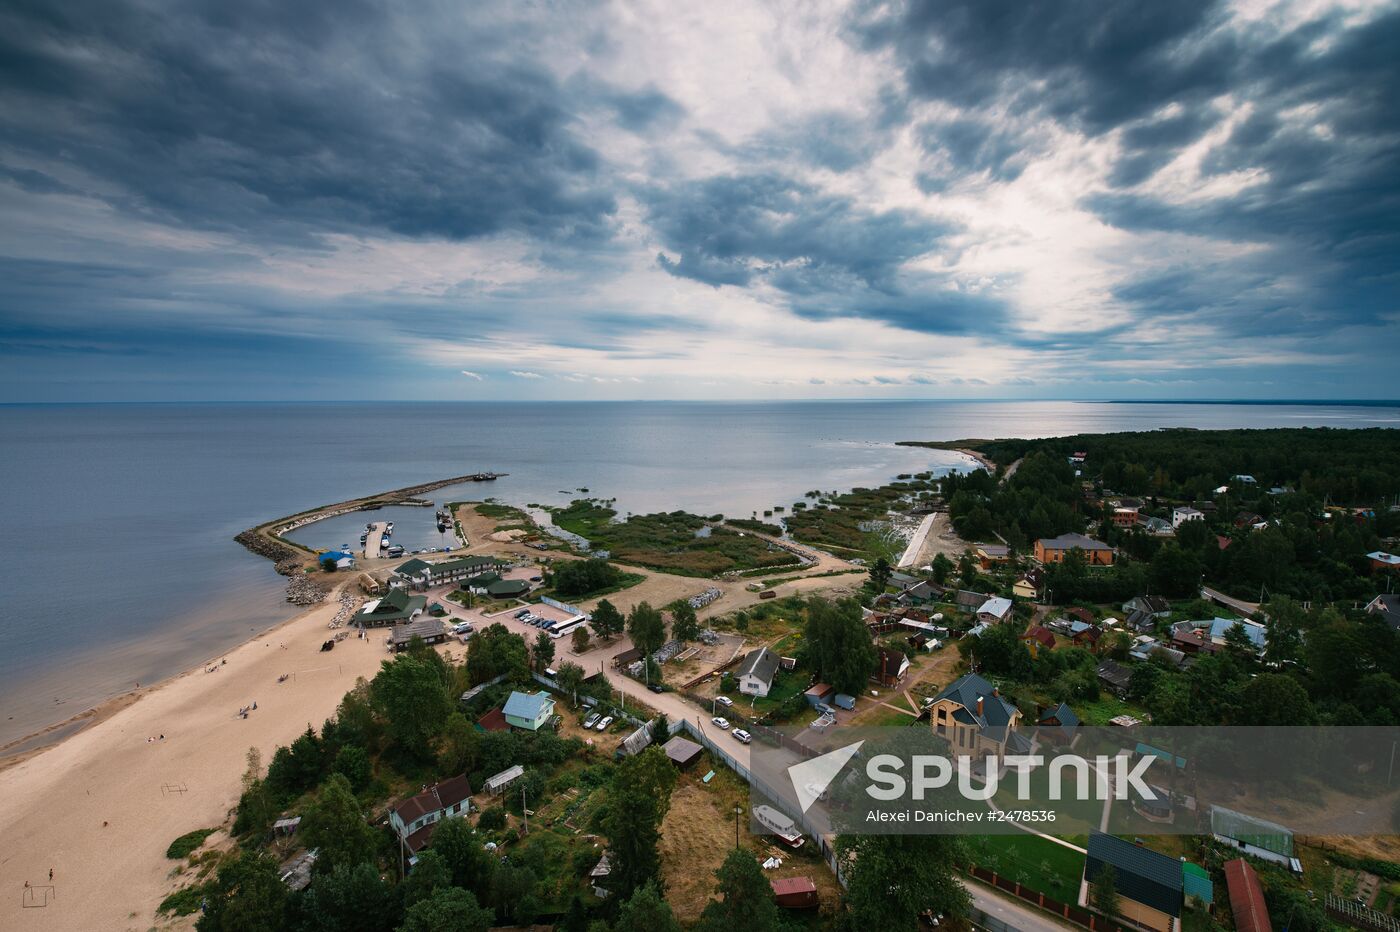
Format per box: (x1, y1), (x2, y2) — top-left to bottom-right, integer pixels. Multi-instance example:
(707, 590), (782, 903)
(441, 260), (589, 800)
(968, 878), (1075, 931)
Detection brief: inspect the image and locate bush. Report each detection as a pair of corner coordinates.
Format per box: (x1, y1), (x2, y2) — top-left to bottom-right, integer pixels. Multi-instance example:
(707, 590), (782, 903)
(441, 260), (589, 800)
(166, 827), (217, 859)
(157, 883), (207, 916)
(478, 807), (507, 831)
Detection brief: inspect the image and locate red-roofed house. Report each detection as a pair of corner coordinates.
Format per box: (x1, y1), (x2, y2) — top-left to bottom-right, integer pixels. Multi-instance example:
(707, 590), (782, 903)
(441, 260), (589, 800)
(1020, 625), (1056, 656)
(390, 774), (474, 856)
(1225, 859), (1271, 932)
(771, 876), (819, 909)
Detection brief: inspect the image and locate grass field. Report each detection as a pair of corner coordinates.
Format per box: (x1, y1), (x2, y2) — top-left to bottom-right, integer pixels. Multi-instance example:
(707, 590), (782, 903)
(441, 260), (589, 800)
(965, 832), (1086, 901)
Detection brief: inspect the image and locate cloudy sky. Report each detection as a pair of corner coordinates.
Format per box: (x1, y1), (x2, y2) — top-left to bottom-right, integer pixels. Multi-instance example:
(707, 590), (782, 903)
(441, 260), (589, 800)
(2, 0), (1397, 402)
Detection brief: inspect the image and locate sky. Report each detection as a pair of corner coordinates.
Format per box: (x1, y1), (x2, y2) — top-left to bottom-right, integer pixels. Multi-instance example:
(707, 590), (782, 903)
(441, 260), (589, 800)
(1, 0), (1397, 402)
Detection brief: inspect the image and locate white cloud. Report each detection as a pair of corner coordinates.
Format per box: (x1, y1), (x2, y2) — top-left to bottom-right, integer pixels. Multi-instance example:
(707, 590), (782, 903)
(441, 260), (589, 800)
(460, 370), (484, 380)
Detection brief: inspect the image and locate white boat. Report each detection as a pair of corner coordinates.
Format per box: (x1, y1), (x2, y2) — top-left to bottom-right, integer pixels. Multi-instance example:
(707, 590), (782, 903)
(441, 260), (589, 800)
(753, 805), (804, 848)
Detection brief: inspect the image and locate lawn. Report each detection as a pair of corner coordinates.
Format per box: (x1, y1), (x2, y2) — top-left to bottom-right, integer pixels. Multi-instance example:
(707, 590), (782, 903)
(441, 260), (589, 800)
(965, 832), (1086, 901)
(551, 500), (804, 577)
(1069, 692), (1151, 725)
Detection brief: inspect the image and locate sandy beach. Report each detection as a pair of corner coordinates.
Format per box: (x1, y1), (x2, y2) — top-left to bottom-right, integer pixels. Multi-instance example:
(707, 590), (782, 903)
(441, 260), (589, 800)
(0, 587), (390, 932)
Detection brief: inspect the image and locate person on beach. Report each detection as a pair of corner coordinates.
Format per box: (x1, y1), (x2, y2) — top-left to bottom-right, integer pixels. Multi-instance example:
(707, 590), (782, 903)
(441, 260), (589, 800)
(252, 701), (257, 710)
(49, 868), (53, 881)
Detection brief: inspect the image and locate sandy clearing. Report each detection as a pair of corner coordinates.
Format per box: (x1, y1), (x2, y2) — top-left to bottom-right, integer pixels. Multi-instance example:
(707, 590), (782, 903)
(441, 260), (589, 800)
(0, 587), (394, 932)
(910, 511), (971, 567)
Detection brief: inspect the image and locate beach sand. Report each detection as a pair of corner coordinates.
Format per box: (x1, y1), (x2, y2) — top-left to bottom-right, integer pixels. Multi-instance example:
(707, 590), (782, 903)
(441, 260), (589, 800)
(0, 586), (389, 931)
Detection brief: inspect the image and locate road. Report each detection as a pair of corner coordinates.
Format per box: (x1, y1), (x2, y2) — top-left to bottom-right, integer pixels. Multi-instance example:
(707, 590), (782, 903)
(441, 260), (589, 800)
(968, 878), (1075, 931)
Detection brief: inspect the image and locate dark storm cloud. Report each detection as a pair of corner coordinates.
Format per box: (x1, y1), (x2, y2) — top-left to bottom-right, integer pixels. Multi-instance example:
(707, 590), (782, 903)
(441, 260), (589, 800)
(919, 117), (1039, 184)
(645, 171), (998, 333)
(859, 0), (1400, 341)
(0, 0), (618, 245)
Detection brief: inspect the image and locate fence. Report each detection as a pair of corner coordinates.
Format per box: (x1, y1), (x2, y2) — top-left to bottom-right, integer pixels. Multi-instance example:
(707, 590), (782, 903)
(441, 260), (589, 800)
(1327, 894), (1400, 932)
(966, 865), (1143, 932)
(530, 672), (653, 729)
(673, 717), (845, 884)
(540, 596), (589, 618)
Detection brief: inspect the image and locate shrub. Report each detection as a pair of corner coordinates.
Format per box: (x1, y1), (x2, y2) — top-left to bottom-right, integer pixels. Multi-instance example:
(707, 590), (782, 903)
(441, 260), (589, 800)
(166, 827), (217, 859)
(478, 807), (507, 831)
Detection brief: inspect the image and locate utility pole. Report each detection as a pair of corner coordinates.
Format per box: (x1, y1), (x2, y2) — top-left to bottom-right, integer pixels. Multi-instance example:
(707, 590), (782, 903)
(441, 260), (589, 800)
(734, 805), (743, 849)
(522, 784), (529, 835)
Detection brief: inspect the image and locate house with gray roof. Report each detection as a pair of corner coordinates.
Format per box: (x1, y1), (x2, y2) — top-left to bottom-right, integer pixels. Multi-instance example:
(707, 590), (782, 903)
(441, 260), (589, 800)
(1082, 831), (1184, 932)
(736, 647), (780, 698)
(927, 672), (1027, 757)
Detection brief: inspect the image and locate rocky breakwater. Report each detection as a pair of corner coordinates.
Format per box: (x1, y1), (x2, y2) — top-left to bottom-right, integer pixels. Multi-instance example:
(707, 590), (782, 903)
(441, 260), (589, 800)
(285, 574), (330, 605)
(234, 529), (302, 573)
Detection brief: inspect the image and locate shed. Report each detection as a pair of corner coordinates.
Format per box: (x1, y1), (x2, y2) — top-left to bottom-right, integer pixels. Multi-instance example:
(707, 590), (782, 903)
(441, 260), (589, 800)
(389, 617), (448, 651)
(1224, 859), (1270, 932)
(804, 683), (835, 708)
(771, 876), (819, 909)
(485, 764), (525, 795)
(1182, 861), (1213, 907)
(1210, 805), (1295, 868)
(833, 693), (855, 711)
(661, 735), (704, 768)
(475, 708), (509, 732)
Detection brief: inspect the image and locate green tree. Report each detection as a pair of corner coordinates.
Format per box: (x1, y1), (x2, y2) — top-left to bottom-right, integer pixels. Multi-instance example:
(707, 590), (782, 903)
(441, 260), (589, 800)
(695, 849), (783, 932)
(1091, 864), (1122, 918)
(669, 600), (701, 643)
(604, 747), (678, 897)
(930, 552), (954, 585)
(197, 850), (288, 932)
(805, 596), (878, 695)
(436, 711), (479, 775)
(571, 627), (592, 654)
(869, 556), (893, 592)
(401, 849), (450, 909)
(534, 631), (556, 673)
(427, 815), (494, 895)
(650, 713), (670, 747)
(613, 881), (680, 932)
(333, 744), (372, 791)
(1237, 673), (1314, 725)
(370, 654), (452, 758)
(627, 602), (668, 656)
(591, 599), (626, 640)
(465, 623), (531, 685)
(556, 661), (586, 705)
(837, 834), (969, 929)
(1149, 543), (1202, 598)
(296, 861), (399, 932)
(301, 774), (378, 874)
(398, 887), (492, 932)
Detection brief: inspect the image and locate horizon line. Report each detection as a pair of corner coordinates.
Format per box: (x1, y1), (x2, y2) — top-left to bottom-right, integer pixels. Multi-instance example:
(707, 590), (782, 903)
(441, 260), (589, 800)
(3, 397), (1400, 407)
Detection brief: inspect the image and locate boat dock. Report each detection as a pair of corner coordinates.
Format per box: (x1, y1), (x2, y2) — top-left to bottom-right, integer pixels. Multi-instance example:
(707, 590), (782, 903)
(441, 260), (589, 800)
(363, 521), (387, 559)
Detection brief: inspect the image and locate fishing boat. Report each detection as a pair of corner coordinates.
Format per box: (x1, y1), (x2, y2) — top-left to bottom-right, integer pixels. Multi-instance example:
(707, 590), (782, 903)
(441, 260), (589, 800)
(753, 805), (805, 849)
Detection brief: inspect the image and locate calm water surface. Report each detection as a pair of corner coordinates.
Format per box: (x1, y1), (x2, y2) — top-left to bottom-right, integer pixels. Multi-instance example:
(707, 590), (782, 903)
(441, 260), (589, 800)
(3, 400), (1397, 746)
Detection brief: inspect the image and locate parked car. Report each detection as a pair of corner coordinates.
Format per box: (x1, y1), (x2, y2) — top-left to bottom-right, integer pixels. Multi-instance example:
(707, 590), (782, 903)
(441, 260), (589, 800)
(714, 696), (733, 708)
(732, 729), (752, 744)
(514, 609), (530, 619)
(582, 712), (601, 729)
(648, 684), (665, 694)
(452, 622), (474, 635)
(712, 717), (730, 730)
(596, 716), (614, 731)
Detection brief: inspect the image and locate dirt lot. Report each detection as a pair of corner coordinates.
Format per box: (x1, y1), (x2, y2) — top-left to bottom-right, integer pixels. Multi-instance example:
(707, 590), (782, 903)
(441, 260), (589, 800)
(659, 765), (842, 923)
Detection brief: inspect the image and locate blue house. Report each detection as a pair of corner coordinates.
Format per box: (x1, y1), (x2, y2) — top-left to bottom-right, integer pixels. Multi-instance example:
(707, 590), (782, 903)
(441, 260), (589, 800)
(502, 690), (556, 731)
(320, 550), (355, 570)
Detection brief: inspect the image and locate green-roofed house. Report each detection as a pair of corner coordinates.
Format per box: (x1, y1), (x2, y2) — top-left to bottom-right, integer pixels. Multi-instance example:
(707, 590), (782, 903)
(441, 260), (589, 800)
(394, 555), (506, 590)
(1182, 862), (1213, 908)
(463, 572), (503, 593)
(486, 579), (530, 599)
(352, 586), (428, 627)
(1210, 805), (1298, 870)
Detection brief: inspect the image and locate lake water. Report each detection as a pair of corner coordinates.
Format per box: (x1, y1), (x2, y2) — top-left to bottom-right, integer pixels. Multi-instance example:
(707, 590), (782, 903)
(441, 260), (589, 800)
(3, 400), (1397, 747)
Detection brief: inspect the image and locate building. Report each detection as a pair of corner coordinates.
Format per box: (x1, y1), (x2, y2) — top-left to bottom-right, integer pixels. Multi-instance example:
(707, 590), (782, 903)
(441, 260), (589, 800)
(1082, 831), (1184, 932)
(389, 617), (449, 651)
(389, 774), (473, 856)
(486, 578), (530, 599)
(612, 646), (645, 669)
(1020, 625), (1056, 655)
(1224, 859), (1271, 932)
(484, 764), (524, 796)
(1367, 594), (1400, 629)
(1139, 515), (1173, 536)
(319, 550), (356, 570)
(1208, 617), (1266, 652)
(804, 683), (835, 708)
(1097, 659), (1133, 697)
(502, 690), (556, 731)
(1182, 861), (1213, 910)
(1072, 625), (1103, 649)
(1171, 626), (1217, 655)
(1013, 576), (1038, 600)
(954, 589), (987, 610)
(352, 587), (427, 627)
(976, 596), (1013, 624)
(1368, 551), (1400, 573)
(736, 647), (780, 698)
(927, 672), (1027, 756)
(1036, 701), (1079, 746)
(1172, 507), (1205, 529)
(661, 735), (704, 768)
(771, 877), (819, 909)
(475, 708), (509, 732)
(1123, 596), (1171, 618)
(873, 647), (910, 686)
(1210, 805), (1298, 870)
(394, 555), (507, 590)
(1113, 506), (1141, 528)
(1035, 533), (1114, 565)
(976, 543), (1011, 569)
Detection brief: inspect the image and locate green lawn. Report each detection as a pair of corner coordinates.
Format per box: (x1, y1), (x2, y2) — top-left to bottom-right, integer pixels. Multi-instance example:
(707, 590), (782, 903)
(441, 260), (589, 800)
(1070, 692), (1150, 725)
(966, 832), (1086, 901)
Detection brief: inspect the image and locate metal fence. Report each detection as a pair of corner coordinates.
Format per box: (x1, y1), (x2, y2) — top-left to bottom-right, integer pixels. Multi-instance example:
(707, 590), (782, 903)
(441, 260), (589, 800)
(1327, 893), (1400, 932)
